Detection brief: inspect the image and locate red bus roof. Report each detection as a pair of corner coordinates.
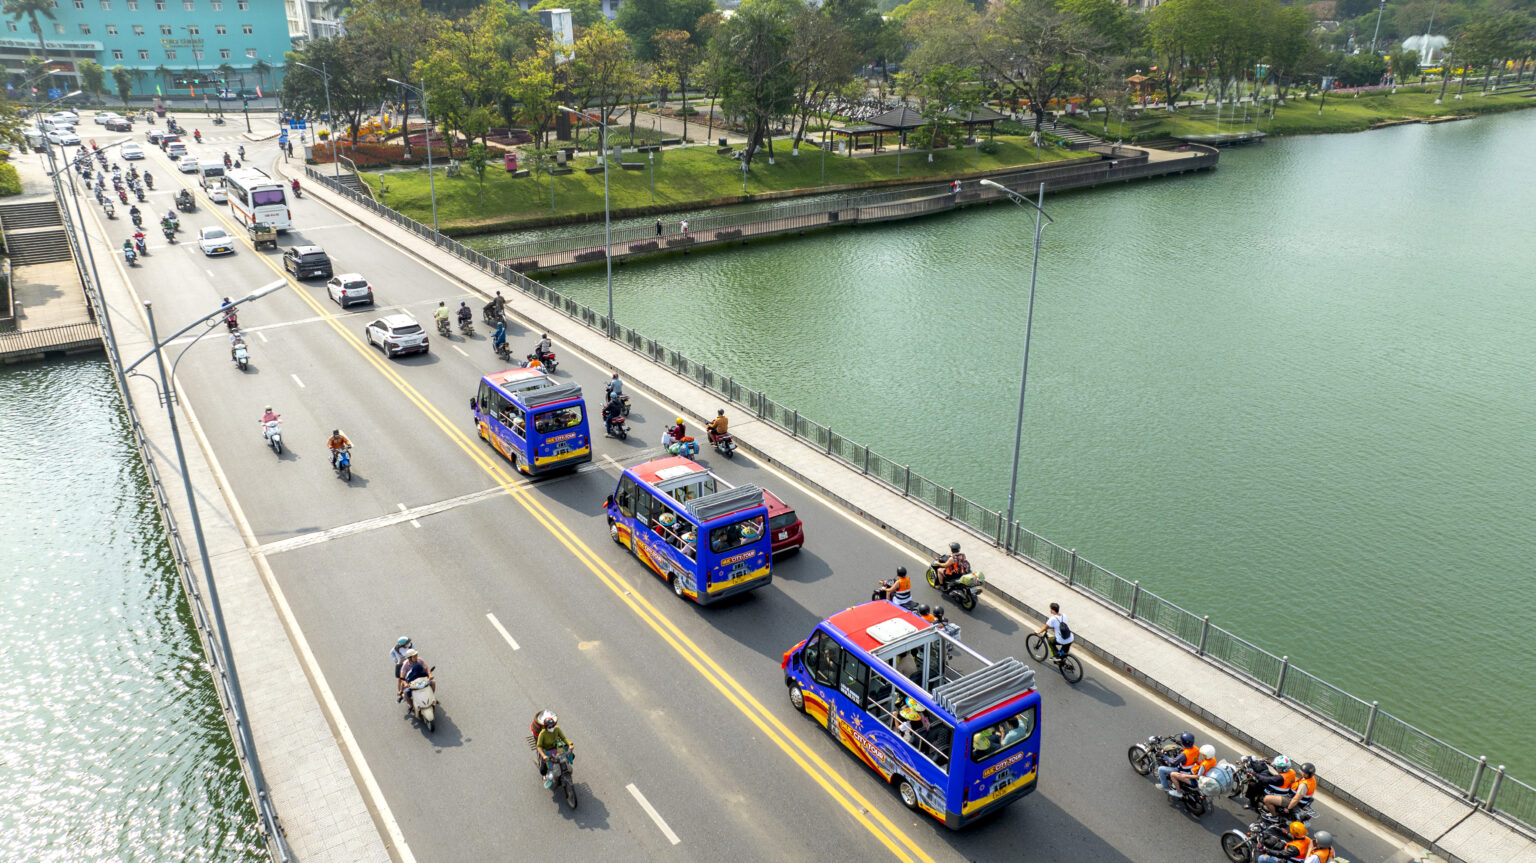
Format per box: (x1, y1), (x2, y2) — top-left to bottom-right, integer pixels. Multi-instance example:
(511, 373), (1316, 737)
(825, 601), (929, 653)
(486, 367), (547, 388)
(630, 455), (707, 486)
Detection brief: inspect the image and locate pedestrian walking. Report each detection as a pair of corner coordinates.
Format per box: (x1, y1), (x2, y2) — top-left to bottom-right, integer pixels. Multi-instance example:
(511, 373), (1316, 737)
(656, 218), (663, 236)
(681, 218), (689, 235)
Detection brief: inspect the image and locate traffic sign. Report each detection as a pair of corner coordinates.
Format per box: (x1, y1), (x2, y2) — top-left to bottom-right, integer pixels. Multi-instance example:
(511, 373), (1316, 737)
(47, 88), (62, 100)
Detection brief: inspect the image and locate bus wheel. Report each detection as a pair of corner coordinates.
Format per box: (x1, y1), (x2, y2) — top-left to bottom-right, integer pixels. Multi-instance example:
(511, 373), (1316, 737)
(608, 518), (621, 545)
(788, 685), (805, 713)
(896, 777), (920, 811)
(671, 574), (687, 599)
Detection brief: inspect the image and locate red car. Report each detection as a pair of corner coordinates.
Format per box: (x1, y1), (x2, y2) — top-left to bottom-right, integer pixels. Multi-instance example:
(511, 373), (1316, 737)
(764, 490), (804, 557)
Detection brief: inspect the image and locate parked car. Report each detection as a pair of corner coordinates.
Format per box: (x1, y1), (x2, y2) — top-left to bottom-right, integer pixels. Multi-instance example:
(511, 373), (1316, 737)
(120, 142), (144, 160)
(326, 273), (374, 308)
(177, 155), (200, 173)
(45, 129), (80, 146)
(197, 226), (235, 256)
(104, 117), (132, 132)
(93, 112), (121, 126)
(282, 245), (333, 279)
(364, 314), (429, 358)
(763, 489), (805, 557)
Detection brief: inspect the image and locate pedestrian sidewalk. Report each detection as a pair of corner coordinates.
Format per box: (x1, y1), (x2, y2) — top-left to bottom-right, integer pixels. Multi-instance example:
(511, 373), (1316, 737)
(287, 159), (1536, 863)
(24, 153), (396, 863)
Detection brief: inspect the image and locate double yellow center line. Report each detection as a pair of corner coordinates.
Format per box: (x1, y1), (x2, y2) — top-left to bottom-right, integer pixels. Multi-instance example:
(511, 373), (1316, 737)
(171, 156), (936, 861)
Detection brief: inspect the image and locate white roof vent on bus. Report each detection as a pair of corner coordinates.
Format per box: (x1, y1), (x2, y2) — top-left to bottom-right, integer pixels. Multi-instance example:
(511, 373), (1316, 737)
(655, 464), (703, 481)
(866, 618), (919, 645)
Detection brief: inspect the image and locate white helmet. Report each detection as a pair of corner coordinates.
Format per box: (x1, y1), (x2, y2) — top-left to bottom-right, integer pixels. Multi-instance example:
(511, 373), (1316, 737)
(1200, 744), (1215, 759)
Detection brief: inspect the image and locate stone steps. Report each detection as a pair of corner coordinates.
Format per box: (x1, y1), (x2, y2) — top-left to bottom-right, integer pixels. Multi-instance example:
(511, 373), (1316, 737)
(0, 201), (64, 230)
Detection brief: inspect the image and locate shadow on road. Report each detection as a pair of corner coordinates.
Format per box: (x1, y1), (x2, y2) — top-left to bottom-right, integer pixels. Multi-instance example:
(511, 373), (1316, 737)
(409, 706), (465, 749)
(552, 780), (610, 830)
(769, 549), (832, 584)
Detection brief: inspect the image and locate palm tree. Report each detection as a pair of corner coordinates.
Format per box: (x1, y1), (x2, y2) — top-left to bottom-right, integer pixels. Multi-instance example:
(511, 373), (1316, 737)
(2, 0), (55, 63)
(215, 62), (236, 92)
(251, 58), (271, 93)
(154, 64), (173, 93)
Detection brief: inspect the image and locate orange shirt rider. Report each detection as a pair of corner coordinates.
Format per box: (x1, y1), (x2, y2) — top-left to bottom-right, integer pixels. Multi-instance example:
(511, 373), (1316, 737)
(936, 542), (969, 588)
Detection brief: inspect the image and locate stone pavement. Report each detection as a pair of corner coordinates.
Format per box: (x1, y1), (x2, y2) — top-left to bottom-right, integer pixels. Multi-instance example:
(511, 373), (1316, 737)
(288, 157), (1536, 863)
(11, 260), (89, 328)
(16, 152), (397, 863)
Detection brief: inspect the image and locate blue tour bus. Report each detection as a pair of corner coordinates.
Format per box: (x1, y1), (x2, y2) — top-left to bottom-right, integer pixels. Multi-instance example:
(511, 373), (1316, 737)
(471, 367), (592, 476)
(603, 456), (772, 604)
(781, 601), (1041, 828)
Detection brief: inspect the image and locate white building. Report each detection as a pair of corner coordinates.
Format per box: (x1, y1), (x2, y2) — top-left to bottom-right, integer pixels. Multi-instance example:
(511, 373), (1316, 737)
(287, 0), (344, 42)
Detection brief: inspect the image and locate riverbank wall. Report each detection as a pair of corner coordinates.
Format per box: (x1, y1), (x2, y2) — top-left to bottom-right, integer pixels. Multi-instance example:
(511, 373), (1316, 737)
(299, 161), (1536, 863)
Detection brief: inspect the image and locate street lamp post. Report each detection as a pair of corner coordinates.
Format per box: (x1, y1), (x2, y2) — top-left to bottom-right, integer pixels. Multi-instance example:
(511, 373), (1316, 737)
(648, 149), (654, 203)
(558, 104), (614, 338)
(979, 179), (1054, 540)
(292, 62), (337, 177)
(390, 78), (437, 233)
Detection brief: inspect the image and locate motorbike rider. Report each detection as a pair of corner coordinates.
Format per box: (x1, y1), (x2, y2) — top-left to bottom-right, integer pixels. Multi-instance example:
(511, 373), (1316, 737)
(491, 320), (508, 354)
(487, 290), (505, 321)
(128, 204), (141, 223)
(916, 603), (935, 623)
(1255, 821), (1311, 863)
(1165, 744), (1218, 797)
(878, 566), (912, 605)
(390, 636), (413, 688)
(533, 710), (573, 789)
(223, 151), (232, 168)
(934, 541), (970, 589)
(605, 372), (623, 400)
(706, 409), (729, 444)
(396, 648), (434, 702)
(667, 417), (688, 443)
(524, 353), (543, 370)
(1304, 832), (1334, 863)
(534, 333), (553, 365)
(1155, 732), (1201, 791)
(237, 144), (246, 161)
(142, 171), (153, 188)
(291, 178), (301, 196)
(602, 393), (625, 435)
(326, 429), (352, 469)
(433, 301), (451, 330)
(1265, 762), (1316, 817)
(456, 301), (473, 328)
(259, 406), (280, 443)
(121, 238), (135, 259)
(1036, 602), (1074, 662)
(1243, 754), (1298, 810)
(193, 129), (201, 142)
(229, 329), (246, 361)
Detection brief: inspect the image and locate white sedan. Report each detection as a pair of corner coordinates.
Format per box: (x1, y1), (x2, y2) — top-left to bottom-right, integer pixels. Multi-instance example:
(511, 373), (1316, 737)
(178, 155), (200, 173)
(121, 142), (144, 160)
(45, 129), (80, 146)
(198, 226), (235, 256)
(205, 181), (228, 204)
(93, 112), (121, 126)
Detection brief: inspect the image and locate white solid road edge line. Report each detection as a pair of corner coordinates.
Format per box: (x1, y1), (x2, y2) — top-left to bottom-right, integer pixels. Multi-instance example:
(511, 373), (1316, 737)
(175, 364), (417, 863)
(486, 612), (520, 651)
(626, 783), (681, 846)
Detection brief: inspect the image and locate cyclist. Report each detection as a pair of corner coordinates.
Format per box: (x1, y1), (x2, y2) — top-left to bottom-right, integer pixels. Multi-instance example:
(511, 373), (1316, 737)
(1036, 602), (1074, 663)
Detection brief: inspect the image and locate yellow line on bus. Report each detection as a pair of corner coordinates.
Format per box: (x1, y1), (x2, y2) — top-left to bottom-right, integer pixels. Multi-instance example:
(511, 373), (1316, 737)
(173, 165), (937, 863)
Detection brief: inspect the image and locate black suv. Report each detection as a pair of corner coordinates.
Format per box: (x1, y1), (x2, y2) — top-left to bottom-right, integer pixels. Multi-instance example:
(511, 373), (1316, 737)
(283, 245), (333, 280)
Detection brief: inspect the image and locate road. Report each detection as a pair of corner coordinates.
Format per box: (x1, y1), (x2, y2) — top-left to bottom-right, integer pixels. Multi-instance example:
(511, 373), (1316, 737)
(80, 116), (1422, 863)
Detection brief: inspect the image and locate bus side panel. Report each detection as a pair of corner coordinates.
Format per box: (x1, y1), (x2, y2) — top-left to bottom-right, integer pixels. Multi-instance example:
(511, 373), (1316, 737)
(475, 407), (523, 469)
(631, 522), (698, 600)
(826, 691), (949, 822)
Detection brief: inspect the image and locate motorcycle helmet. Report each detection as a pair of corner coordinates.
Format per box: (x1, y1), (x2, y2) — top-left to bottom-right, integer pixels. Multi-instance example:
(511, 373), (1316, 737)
(1288, 821), (1307, 839)
(717, 409), (725, 416)
(675, 417), (685, 425)
(915, 604), (930, 617)
(1300, 762), (1315, 777)
(949, 542), (961, 553)
(1312, 831), (1332, 849)
(540, 710), (558, 729)
(896, 566), (907, 577)
(405, 648), (418, 658)
(1199, 744), (1215, 759)
(1272, 755), (1292, 771)
(932, 606), (946, 621)
(1179, 732), (1196, 747)
(332, 429), (340, 436)
(396, 636), (410, 647)
(264, 405), (272, 412)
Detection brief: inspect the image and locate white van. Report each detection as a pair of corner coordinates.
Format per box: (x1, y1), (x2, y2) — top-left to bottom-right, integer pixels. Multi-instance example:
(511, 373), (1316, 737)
(199, 163), (225, 183)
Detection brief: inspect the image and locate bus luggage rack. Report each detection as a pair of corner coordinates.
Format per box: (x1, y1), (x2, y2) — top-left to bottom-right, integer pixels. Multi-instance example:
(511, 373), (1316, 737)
(933, 658), (1035, 720)
(521, 381), (583, 407)
(686, 484), (765, 523)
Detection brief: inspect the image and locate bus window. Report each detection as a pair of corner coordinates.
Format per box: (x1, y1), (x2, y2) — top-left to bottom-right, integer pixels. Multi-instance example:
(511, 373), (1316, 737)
(839, 651), (868, 705)
(252, 188), (286, 206)
(899, 710), (953, 774)
(867, 668), (893, 715)
(970, 708), (1038, 762)
(806, 632), (841, 688)
(709, 514), (764, 555)
(614, 476), (639, 518)
(535, 406), (584, 433)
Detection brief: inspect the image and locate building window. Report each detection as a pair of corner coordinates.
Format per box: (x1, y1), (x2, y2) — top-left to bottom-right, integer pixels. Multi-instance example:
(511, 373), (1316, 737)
(53, 23), (65, 34)
(184, 0), (193, 9)
(237, 0), (247, 8)
(164, 48), (176, 59)
(79, 23), (91, 33)
(211, 0), (221, 7)
(105, 24), (117, 34)
(191, 48), (202, 60)
(245, 47), (256, 58)
(155, 0), (165, 8)
(127, 0), (136, 7)
(111, 49), (123, 59)
(138, 49), (149, 59)
(185, 24), (198, 34)
(6, 22), (15, 32)
(73, 0), (84, 8)
(100, 0), (110, 8)
(132, 24), (143, 34)
(218, 48), (229, 58)
(241, 24), (252, 34)
(159, 24), (170, 34)
(214, 24), (225, 34)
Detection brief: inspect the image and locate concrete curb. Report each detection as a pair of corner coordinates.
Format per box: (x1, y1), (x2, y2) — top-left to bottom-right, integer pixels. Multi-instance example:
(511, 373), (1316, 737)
(286, 162), (1536, 863)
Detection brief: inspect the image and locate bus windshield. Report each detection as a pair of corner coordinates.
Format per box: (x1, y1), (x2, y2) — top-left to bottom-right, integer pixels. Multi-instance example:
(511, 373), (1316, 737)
(970, 707), (1038, 762)
(709, 515), (764, 555)
(252, 188), (285, 206)
(534, 405), (583, 433)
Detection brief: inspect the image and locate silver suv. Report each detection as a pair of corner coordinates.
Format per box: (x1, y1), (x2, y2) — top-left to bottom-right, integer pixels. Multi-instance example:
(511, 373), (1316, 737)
(364, 313), (429, 358)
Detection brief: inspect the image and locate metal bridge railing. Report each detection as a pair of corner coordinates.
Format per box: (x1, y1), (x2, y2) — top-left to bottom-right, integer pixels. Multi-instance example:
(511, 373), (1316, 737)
(303, 163), (1533, 839)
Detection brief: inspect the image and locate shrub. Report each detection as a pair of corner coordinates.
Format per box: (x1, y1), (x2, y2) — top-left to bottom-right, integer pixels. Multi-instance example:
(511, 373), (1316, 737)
(717, 229), (742, 240)
(978, 140), (1001, 155)
(574, 249), (607, 262)
(628, 241), (659, 253)
(312, 140), (454, 167)
(0, 163), (20, 197)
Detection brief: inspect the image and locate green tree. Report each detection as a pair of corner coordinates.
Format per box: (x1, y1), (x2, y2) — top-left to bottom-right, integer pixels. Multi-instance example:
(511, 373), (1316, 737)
(215, 62), (237, 91)
(110, 65), (134, 109)
(530, 0), (605, 29)
(345, 0), (440, 157)
(465, 141), (488, 193)
(508, 47), (560, 146)
(284, 38), (387, 145)
(78, 60), (106, 103)
(1390, 48), (1420, 83)
(616, 0), (717, 61)
(822, 0), (903, 68)
(567, 24), (639, 153)
(915, 63), (978, 151)
(1263, 3), (1313, 103)
(2, 0), (55, 65)
(251, 58), (272, 93)
(972, 0), (1100, 133)
(711, 0), (797, 167)
(154, 64), (174, 93)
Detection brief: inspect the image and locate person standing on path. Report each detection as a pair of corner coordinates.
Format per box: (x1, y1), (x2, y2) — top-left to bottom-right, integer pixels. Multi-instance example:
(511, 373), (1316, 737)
(656, 218), (663, 236)
(681, 218), (689, 236)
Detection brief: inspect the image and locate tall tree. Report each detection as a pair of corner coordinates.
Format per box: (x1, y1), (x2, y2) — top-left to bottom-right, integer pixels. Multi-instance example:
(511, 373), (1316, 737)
(970, 0), (1101, 133)
(567, 24), (638, 152)
(510, 46), (560, 146)
(2, 0), (55, 64)
(711, 0), (797, 167)
(345, 0), (440, 156)
(78, 60), (106, 103)
(616, 0), (717, 61)
(283, 38), (387, 145)
(1264, 2), (1313, 103)
(652, 29), (702, 139)
(110, 65), (134, 109)
(252, 58), (272, 93)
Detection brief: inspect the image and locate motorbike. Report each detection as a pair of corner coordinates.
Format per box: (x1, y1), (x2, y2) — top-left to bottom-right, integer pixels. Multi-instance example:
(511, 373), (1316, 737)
(123, 246), (137, 266)
(132, 234), (147, 256)
(405, 671), (437, 733)
(333, 446), (352, 482)
(482, 305), (503, 326)
(870, 578), (922, 613)
(162, 224), (176, 243)
(261, 419), (283, 455)
(134, 185), (145, 202)
(291, 184), (303, 199)
(212, 116), (225, 126)
(664, 435), (699, 458)
(458, 317), (475, 337)
(143, 173), (153, 189)
(103, 202), (116, 219)
(192, 131), (201, 143)
(603, 412), (628, 440)
(131, 212), (143, 228)
(231, 337), (249, 371)
(708, 429), (737, 458)
(1126, 734), (1210, 817)
(923, 554), (985, 612)
(534, 349), (559, 373)
(493, 340), (512, 363)
(604, 388), (631, 417)
(224, 313), (240, 333)
(1231, 755), (1317, 823)
(528, 723), (578, 809)
(1219, 819), (1299, 863)
(436, 316), (451, 336)
(117, 188), (128, 204)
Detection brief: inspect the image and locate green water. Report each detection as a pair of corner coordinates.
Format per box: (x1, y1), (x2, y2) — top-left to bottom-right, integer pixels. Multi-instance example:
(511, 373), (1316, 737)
(541, 110), (1536, 777)
(0, 359), (265, 861)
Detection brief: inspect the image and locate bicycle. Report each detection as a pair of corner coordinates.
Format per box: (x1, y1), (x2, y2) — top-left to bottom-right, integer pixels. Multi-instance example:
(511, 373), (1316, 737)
(1026, 632), (1084, 684)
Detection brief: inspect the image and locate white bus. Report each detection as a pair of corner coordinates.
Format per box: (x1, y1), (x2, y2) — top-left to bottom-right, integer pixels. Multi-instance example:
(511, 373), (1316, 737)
(224, 167), (291, 231)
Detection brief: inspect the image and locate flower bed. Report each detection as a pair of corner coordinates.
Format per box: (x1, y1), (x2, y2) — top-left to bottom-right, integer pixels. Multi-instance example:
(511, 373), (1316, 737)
(627, 241), (659, 253)
(716, 229), (742, 240)
(312, 140), (455, 167)
(574, 249), (607, 262)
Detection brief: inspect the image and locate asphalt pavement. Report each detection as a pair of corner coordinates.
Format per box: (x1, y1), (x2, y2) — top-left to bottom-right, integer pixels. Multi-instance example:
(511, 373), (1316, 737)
(78, 115), (1427, 863)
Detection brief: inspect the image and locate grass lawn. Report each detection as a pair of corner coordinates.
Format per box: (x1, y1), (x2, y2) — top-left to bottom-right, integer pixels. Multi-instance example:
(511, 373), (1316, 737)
(358, 134), (1081, 233)
(1069, 86), (1536, 140)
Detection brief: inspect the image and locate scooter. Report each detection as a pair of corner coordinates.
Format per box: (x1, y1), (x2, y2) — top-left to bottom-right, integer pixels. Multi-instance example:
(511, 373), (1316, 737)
(924, 555), (986, 612)
(291, 184), (303, 199)
(664, 435), (699, 458)
(134, 185), (146, 202)
(709, 429), (737, 458)
(535, 349), (559, 373)
(332, 446), (352, 482)
(436, 317), (451, 336)
(493, 340), (512, 363)
(603, 413), (628, 440)
(458, 317), (475, 337)
(117, 188), (128, 204)
(131, 212), (143, 228)
(231, 337), (249, 371)
(143, 173), (153, 190)
(870, 578), (922, 613)
(192, 130), (201, 143)
(528, 718), (577, 809)
(163, 224), (176, 243)
(604, 388), (631, 417)
(103, 202), (116, 220)
(132, 233), (147, 256)
(261, 419), (283, 455)
(123, 246), (137, 266)
(406, 671), (437, 732)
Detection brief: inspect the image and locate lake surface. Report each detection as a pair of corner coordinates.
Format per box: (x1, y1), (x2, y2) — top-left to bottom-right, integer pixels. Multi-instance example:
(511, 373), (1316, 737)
(542, 109), (1536, 777)
(0, 359), (264, 861)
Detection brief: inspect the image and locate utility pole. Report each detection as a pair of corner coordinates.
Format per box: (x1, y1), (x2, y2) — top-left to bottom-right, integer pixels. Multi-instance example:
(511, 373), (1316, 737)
(1370, 0), (1388, 55)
